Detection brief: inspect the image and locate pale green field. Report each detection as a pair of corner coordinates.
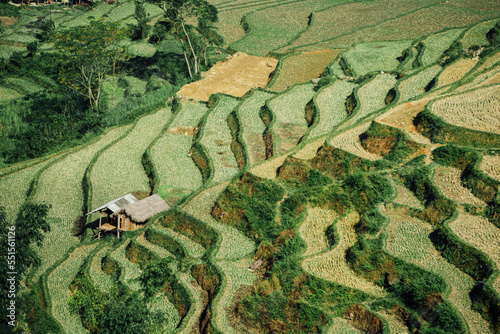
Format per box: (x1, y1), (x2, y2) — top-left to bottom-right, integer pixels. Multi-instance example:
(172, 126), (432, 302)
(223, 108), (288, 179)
(199, 95), (240, 184)
(237, 90), (274, 166)
(90, 108), (171, 220)
(268, 83), (315, 156)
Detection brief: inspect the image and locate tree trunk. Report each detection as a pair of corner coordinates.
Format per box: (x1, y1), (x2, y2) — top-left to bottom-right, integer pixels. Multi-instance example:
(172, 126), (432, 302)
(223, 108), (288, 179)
(181, 21), (198, 75)
(183, 50), (192, 78)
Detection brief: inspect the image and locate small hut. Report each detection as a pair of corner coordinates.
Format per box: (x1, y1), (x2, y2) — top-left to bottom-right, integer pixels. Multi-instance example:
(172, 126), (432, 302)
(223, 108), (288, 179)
(89, 194), (170, 238)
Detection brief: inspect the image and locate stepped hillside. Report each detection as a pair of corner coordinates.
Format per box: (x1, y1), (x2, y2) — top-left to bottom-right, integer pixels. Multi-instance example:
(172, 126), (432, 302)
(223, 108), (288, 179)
(1, 1), (500, 333)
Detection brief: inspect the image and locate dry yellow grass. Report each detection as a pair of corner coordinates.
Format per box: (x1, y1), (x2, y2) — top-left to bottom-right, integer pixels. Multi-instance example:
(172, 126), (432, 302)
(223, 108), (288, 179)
(177, 52), (277, 101)
(430, 84), (500, 134)
(383, 206), (491, 334)
(479, 155), (500, 181)
(392, 183), (425, 210)
(449, 211), (500, 267)
(325, 317), (359, 334)
(250, 153), (291, 179)
(329, 123), (382, 161)
(493, 275), (500, 295)
(302, 211), (386, 297)
(436, 59), (478, 88)
(300, 208), (339, 257)
(375, 311), (409, 334)
(293, 137), (327, 160)
(433, 166), (486, 206)
(269, 50), (342, 92)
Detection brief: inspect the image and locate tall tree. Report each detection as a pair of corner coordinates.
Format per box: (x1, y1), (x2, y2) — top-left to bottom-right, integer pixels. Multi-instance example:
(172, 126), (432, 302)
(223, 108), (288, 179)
(54, 19), (128, 111)
(147, 0), (222, 78)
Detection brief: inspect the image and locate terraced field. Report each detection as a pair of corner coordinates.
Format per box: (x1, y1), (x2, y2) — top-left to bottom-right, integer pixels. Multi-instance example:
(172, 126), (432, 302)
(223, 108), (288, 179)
(183, 182), (255, 260)
(433, 166), (486, 206)
(392, 181), (425, 210)
(90, 108), (171, 221)
(419, 28), (464, 67)
(397, 65), (442, 103)
(0, 156), (56, 222)
(459, 19), (499, 49)
(199, 95), (241, 184)
(428, 84), (500, 134)
(383, 207), (491, 334)
(449, 211), (500, 268)
(89, 246), (114, 293)
(236, 90), (275, 167)
(302, 211), (385, 297)
(436, 58), (478, 88)
(479, 155), (500, 181)
(341, 40), (412, 77)
(329, 123), (382, 161)
(267, 83), (315, 156)
(47, 244), (98, 334)
(300, 207), (338, 257)
(109, 239), (143, 291)
(306, 80), (357, 140)
(151, 102), (207, 199)
(339, 73), (397, 129)
(32, 125), (132, 280)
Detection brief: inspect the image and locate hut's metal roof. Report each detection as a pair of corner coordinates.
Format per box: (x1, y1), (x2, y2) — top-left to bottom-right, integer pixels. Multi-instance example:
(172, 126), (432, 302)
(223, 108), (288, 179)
(88, 193), (138, 215)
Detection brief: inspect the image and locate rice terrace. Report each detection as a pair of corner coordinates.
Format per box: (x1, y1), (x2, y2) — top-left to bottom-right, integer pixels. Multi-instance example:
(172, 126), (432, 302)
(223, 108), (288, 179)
(1, 0), (500, 332)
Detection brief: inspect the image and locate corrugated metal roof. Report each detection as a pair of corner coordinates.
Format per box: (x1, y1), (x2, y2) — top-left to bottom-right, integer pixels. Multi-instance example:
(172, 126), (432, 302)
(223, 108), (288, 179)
(87, 193), (139, 215)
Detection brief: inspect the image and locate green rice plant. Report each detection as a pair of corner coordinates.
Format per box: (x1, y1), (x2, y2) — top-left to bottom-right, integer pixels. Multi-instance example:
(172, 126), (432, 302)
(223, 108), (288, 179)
(0, 86), (22, 101)
(4, 33), (37, 44)
(460, 19), (499, 50)
(284, 0), (429, 52)
(449, 211), (500, 268)
(122, 75), (148, 97)
(341, 41), (412, 77)
(47, 244), (98, 334)
(199, 95), (240, 184)
(0, 45), (25, 59)
(212, 258), (256, 333)
(127, 43), (157, 58)
(307, 80), (357, 140)
(267, 83), (315, 156)
(90, 108), (171, 220)
(151, 101), (206, 199)
(302, 211), (385, 297)
(397, 65), (442, 102)
(148, 293), (181, 332)
(62, 4), (115, 28)
(89, 246), (114, 293)
(110, 239), (143, 291)
(143, 2), (164, 17)
(419, 28), (464, 67)
(384, 209), (491, 334)
(5, 77), (44, 94)
(0, 158), (54, 222)
(305, 4), (492, 51)
(175, 272), (207, 334)
(237, 90), (274, 167)
(339, 73), (397, 129)
(182, 182), (255, 260)
(299, 207), (339, 257)
(32, 125), (130, 281)
(105, 1), (135, 22)
(137, 231), (173, 258)
(149, 225), (206, 259)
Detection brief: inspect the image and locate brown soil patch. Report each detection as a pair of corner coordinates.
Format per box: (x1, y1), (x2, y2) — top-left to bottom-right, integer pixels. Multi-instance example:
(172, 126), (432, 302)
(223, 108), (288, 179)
(344, 304), (384, 334)
(177, 52), (278, 101)
(167, 126), (195, 135)
(0, 16), (17, 27)
(269, 49), (342, 92)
